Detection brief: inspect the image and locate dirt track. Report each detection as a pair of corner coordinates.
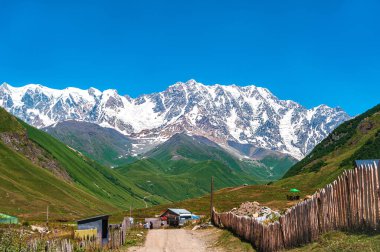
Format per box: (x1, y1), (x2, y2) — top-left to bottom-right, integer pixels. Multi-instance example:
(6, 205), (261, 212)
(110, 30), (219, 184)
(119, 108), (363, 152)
(129, 229), (217, 252)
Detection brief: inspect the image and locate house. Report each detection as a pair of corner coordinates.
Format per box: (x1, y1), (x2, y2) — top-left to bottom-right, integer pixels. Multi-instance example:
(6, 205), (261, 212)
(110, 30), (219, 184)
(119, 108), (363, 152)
(77, 215), (109, 245)
(355, 160), (380, 169)
(160, 208), (199, 226)
(0, 213), (18, 224)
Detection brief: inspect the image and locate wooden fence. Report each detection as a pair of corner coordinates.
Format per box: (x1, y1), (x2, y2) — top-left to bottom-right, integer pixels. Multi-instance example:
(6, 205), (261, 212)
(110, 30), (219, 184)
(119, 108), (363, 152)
(212, 161), (380, 252)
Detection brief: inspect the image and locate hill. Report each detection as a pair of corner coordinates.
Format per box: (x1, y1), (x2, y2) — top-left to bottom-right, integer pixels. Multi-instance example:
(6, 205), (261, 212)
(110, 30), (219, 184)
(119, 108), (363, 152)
(0, 108), (167, 220)
(115, 133), (294, 202)
(43, 120), (134, 167)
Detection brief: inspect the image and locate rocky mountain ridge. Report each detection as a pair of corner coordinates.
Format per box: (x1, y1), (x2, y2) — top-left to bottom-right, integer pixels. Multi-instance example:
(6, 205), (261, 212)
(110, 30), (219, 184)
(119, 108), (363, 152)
(0, 80), (350, 159)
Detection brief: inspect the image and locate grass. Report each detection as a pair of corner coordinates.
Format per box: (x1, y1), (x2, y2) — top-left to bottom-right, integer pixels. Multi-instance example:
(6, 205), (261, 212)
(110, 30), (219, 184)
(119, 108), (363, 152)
(124, 227), (148, 248)
(115, 133), (294, 203)
(0, 140), (117, 221)
(116, 158), (257, 202)
(44, 121), (134, 167)
(111, 183), (299, 223)
(23, 121), (168, 210)
(0, 108), (168, 221)
(289, 230), (380, 252)
(213, 228), (256, 252)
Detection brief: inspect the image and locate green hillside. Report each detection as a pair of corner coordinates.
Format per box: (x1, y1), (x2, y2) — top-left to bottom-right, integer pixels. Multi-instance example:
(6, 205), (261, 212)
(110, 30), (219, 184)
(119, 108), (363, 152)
(44, 121), (133, 167)
(116, 133), (293, 202)
(0, 108), (168, 220)
(22, 122), (167, 208)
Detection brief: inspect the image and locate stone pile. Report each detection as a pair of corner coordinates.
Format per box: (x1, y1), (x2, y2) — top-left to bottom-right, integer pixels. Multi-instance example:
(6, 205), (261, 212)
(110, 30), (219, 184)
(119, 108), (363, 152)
(230, 201), (280, 223)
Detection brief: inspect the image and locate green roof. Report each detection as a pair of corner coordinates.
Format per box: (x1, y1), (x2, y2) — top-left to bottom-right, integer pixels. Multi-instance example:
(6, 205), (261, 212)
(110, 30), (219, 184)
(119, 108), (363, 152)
(0, 213), (18, 224)
(289, 188), (300, 193)
(0, 213), (16, 218)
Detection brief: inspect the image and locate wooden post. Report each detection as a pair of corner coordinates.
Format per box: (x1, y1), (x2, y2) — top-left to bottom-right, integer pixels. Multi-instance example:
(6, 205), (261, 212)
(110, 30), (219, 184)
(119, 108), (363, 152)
(210, 176), (214, 223)
(46, 205), (49, 226)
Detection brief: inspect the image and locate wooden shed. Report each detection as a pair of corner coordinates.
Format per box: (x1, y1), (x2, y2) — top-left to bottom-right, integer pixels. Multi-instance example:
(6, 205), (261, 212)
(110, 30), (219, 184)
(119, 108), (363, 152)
(77, 215), (109, 245)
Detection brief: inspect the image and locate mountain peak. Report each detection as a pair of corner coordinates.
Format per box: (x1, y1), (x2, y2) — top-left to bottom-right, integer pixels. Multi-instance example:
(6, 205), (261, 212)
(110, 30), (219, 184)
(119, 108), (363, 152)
(171, 79), (202, 88)
(88, 87), (102, 96)
(0, 82), (10, 91)
(186, 79), (198, 85)
(0, 80), (351, 159)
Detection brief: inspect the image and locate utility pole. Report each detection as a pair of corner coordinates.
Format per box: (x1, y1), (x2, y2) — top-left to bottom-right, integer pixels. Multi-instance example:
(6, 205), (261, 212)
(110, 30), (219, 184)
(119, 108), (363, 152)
(130, 206), (132, 218)
(210, 176), (214, 224)
(46, 205), (49, 226)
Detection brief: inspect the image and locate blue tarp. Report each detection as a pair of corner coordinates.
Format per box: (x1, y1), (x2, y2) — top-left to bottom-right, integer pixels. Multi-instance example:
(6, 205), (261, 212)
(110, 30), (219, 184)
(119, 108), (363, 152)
(191, 214), (200, 220)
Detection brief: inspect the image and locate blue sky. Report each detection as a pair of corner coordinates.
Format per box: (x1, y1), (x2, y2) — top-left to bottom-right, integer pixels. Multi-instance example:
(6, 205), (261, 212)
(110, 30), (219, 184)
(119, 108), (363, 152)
(0, 0), (379, 116)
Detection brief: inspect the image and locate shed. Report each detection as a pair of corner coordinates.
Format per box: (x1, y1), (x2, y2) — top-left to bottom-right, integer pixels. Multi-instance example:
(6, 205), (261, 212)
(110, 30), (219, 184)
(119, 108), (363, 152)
(77, 215), (109, 245)
(160, 208), (192, 226)
(0, 213), (18, 224)
(355, 160), (380, 169)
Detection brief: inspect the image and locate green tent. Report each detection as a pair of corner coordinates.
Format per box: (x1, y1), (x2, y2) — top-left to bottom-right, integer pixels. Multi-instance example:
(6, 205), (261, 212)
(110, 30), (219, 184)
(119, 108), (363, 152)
(0, 213), (18, 224)
(289, 188), (300, 193)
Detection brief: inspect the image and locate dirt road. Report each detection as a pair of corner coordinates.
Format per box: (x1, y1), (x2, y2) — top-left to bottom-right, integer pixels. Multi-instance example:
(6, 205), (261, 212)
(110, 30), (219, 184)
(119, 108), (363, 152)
(129, 229), (218, 252)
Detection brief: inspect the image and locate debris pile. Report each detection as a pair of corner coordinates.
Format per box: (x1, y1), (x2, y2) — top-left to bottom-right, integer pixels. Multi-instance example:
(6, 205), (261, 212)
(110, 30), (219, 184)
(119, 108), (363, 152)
(31, 225), (50, 234)
(192, 223), (213, 231)
(230, 201), (281, 224)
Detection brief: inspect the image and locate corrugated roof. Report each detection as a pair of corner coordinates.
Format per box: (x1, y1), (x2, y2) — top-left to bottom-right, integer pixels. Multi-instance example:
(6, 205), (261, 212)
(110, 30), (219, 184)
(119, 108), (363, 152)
(168, 208), (191, 215)
(0, 213), (17, 219)
(77, 214), (110, 223)
(355, 160), (380, 168)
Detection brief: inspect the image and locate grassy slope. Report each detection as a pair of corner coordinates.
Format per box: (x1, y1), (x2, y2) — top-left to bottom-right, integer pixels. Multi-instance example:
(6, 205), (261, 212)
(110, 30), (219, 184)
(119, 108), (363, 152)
(250, 155), (297, 182)
(0, 108), (168, 220)
(23, 121), (168, 209)
(44, 121), (133, 167)
(116, 133), (261, 202)
(117, 158), (256, 202)
(0, 109), (118, 220)
(0, 141), (119, 220)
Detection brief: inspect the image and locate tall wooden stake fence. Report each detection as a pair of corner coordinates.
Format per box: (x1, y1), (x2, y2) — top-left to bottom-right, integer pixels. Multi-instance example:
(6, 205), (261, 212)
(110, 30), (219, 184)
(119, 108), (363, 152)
(212, 161), (380, 252)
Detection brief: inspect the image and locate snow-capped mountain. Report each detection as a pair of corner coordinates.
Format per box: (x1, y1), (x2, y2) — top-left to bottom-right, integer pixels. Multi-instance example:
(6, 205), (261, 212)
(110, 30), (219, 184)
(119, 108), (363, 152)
(0, 80), (350, 159)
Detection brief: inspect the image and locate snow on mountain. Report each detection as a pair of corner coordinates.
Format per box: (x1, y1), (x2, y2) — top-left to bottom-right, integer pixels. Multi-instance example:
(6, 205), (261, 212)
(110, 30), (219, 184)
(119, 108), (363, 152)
(0, 80), (350, 159)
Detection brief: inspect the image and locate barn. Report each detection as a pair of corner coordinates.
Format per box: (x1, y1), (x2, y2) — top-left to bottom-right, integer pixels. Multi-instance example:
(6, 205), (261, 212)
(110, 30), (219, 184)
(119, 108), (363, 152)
(77, 215), (109, 245)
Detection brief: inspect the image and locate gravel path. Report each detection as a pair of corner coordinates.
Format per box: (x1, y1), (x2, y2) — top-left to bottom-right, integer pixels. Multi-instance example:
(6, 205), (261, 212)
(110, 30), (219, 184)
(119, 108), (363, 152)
(129, 229), (214, 252)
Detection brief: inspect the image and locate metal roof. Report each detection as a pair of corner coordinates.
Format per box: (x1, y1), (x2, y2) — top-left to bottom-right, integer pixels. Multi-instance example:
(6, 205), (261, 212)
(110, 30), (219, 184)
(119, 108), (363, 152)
(77, 214), (110, 223)
(355, 160), (380, 168)
(0, 213), (17, 219)
(167, 208), (191, 215)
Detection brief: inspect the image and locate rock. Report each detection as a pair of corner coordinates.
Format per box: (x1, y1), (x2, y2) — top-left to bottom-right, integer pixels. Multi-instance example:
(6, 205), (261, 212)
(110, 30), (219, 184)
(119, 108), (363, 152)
(230, 201), (281, 224)
(192, 225), (200, 231)
(304, 195), (313, 200)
